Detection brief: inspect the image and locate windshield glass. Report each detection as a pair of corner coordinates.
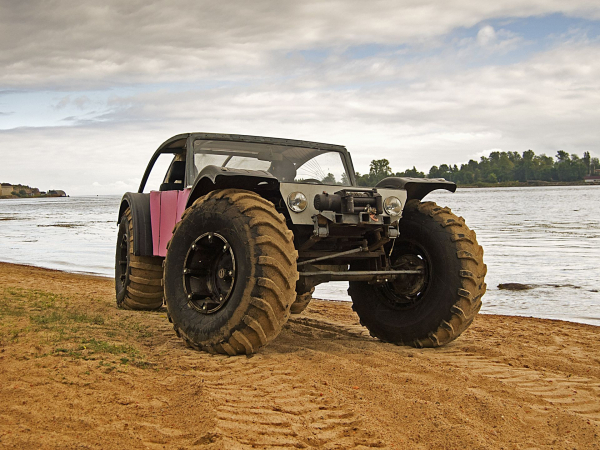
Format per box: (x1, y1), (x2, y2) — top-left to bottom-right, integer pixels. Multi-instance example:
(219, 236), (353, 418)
(192, 139), (351, 185)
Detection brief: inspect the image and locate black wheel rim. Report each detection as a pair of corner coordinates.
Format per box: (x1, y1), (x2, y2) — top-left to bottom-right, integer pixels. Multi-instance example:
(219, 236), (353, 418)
(183, 232), (236, 314)
(379, 240), (430, 310)
(117, 223), (129, 289)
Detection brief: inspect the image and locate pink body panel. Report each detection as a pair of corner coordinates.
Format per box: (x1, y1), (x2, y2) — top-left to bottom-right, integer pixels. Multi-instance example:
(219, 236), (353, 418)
(158, 190), (178, 257)
(150, 191), (162, 256)
(176, 189), (190, 221)
(150, 189), (192, 257)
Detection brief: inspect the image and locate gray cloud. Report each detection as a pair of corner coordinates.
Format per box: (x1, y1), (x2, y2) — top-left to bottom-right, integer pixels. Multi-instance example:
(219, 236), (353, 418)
(53, 95), (92, 110)
(2, 1), (600, 88)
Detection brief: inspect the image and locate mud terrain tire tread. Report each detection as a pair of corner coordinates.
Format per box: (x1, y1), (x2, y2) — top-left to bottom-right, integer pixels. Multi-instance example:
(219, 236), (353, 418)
(164, 189), (298, 355)
(115, 208), (164, 311)
(349, 199), (486, 348)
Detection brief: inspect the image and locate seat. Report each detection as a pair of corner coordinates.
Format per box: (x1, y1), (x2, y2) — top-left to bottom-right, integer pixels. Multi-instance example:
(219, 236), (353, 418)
(159, 160), (186, 191)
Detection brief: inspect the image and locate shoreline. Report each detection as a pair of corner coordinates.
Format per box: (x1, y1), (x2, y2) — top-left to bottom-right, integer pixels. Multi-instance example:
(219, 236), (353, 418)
(2, 260), (598, 328)
(1, 262), (599, 448)
(0, 195), (69, 200)
(0, 260), (114, 280)
(0, 182), (597, 201)
(457, 180), (594, 188)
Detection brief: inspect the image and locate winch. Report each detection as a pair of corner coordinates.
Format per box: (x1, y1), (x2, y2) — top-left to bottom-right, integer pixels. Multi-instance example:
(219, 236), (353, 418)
(314, 188), (383, 214)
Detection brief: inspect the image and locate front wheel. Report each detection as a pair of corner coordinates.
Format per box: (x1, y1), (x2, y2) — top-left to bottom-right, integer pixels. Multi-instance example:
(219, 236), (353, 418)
(349, 200), (486, 348)
(163, 189), (298, 355)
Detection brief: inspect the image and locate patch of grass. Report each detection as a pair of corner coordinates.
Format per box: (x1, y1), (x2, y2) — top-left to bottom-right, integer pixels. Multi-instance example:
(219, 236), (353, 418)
(29, 311), (64, 326)
(117, 319), (154, 338)
(52, 338), (150, 368)
(5, 287), (66, 309)
(0, 287), (103, 332)
(2, 286), (153, 369)
(30, 310), (104, 327)
(0, 291), (28, 318)
(81, 338), (139, 357)
(72, 312), (105, 325)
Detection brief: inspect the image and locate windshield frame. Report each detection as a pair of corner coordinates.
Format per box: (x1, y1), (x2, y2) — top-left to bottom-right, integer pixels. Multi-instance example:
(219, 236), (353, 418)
(186, 134), (356, 187)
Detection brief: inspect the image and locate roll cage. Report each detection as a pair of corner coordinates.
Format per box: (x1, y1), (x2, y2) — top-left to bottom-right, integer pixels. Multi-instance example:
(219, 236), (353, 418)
(137, 133), (357, 193)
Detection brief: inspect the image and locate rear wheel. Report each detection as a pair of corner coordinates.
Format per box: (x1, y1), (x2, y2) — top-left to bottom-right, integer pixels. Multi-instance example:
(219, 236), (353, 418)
(164, 189), (298, 355)
(349, 200), (486, 348)
(115, 208), (164, 310)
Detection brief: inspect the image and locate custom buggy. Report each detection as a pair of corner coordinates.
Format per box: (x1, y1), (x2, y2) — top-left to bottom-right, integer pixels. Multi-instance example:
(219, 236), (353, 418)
(116, 133), (486, 355)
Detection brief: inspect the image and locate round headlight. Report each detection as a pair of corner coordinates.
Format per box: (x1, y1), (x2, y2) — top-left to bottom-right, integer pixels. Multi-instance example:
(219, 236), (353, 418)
(383, 196), (402, 216)
(287, 192), (308, 213)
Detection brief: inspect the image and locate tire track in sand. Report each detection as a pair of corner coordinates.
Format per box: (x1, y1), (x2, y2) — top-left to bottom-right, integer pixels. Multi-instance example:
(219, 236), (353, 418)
(176, 353), (385, 449)
(288, 316), (372, 341)
(433, 350), (600, 422)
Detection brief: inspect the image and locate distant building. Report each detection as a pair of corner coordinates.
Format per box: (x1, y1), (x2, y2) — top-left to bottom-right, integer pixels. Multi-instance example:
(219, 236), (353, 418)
(1, 183), (14, 196)
(584, 175), (600, 184)
(12, 185), (32, 196)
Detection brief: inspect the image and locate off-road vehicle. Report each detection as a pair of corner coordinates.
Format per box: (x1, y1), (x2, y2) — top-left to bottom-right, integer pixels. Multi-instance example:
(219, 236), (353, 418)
(116, 133), (486, 355)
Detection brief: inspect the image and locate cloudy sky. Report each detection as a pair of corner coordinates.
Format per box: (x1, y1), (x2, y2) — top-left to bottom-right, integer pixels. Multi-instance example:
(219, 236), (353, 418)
(1, 1), (599, 194)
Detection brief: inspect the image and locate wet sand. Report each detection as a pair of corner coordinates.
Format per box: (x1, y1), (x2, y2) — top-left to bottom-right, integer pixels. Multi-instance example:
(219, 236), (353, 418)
(0, 262), (599, 449)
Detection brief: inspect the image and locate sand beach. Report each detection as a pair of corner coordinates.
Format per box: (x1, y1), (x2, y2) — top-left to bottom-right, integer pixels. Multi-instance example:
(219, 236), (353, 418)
(0, 262), (599, 449)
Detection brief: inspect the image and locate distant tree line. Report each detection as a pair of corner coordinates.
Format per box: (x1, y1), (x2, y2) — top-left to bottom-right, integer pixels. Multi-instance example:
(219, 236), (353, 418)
(355, 150), (599, 186)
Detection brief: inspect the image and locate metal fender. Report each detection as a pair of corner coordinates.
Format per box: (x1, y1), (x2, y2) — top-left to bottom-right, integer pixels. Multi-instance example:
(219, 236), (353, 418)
(185, 165), (279, 208)
(117, 193), (153, 257)
(375, 177), (456, 201)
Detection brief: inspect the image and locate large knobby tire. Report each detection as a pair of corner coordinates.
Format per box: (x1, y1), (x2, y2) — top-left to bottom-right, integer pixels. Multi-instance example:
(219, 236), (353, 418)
(163, 189), (299, 355)
(115, 208), (164, 310)
(349, 200), (486, 348)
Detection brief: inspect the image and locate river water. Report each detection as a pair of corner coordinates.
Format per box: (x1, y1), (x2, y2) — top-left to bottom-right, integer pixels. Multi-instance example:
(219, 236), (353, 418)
(0, 186), (598, 325)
